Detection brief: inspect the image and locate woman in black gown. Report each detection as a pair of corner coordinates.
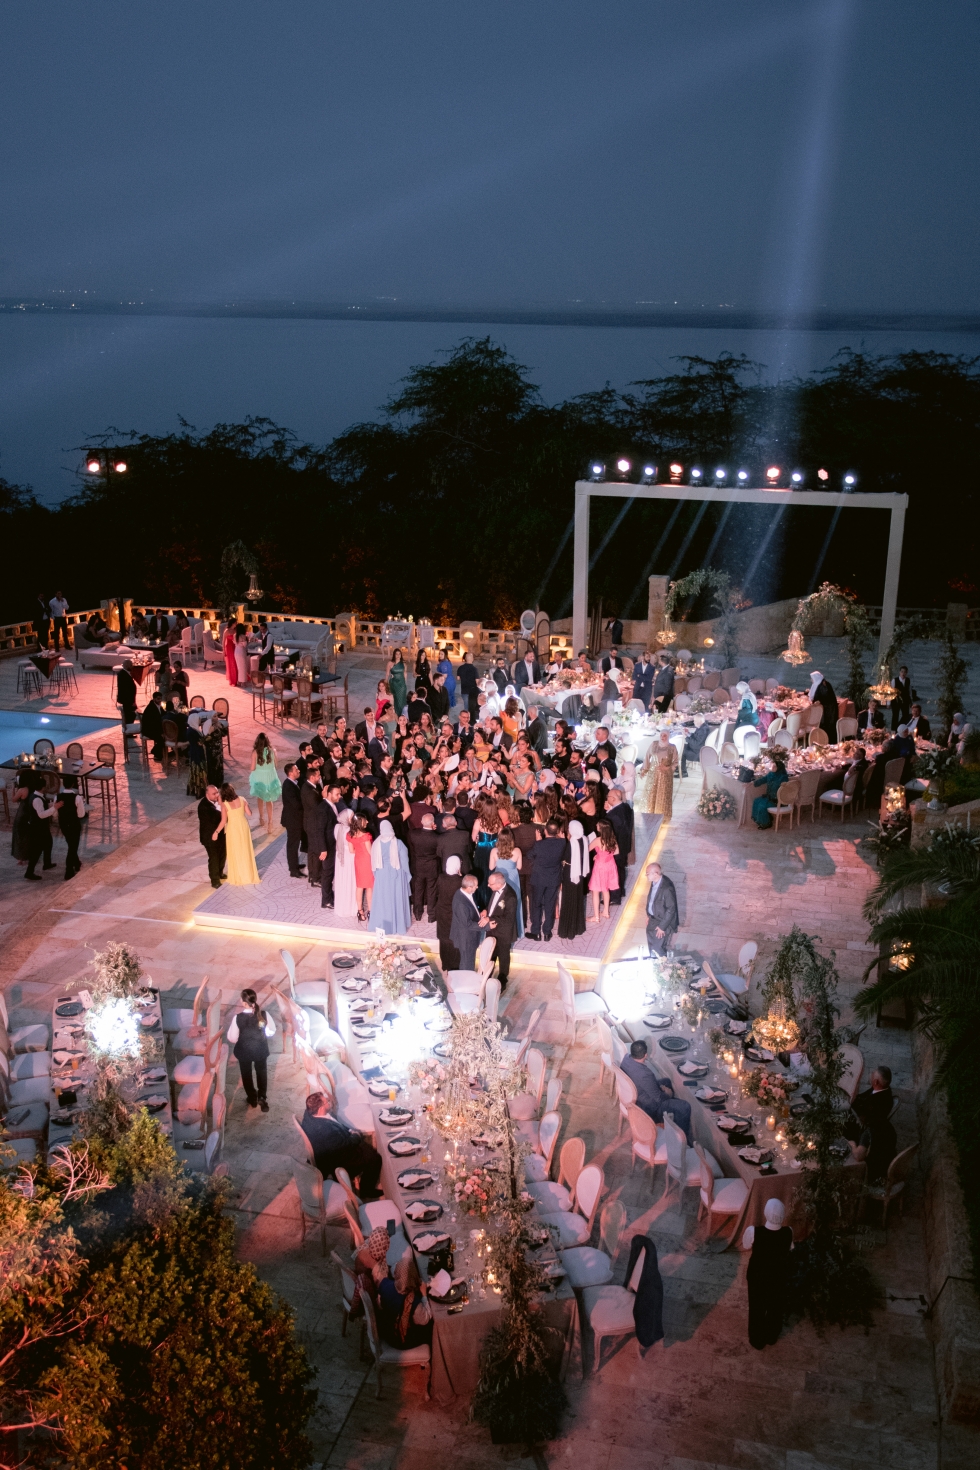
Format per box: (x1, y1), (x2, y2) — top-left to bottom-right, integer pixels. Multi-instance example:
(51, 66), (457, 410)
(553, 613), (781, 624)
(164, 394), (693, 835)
(558, 819), (590, 939)
(743, 1197), (793, 1348)
(808, 671), (839, 744)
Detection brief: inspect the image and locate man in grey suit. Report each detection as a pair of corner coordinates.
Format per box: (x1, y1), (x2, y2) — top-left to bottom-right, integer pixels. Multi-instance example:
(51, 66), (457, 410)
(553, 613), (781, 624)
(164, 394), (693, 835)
(652, 655), (675, 713)
(450, 874), (487, 970)
(645, 862), (678, 955)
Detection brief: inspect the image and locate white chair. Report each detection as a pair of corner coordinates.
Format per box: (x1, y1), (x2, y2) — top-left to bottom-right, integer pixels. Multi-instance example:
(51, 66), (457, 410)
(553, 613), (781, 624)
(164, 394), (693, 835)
(162, 975), (210, 1036)
(516, 1078), (563, 1149)
(767, 777), (799, 831)
(719, 741), (739, 765)
(838, 1042), (865, 1106)
(614, 1069), (637, 1134)
(819, 766), (860, 822)
(524, 1110), (562, 1182)
(0, 993), (48, 1053)
(292, 1159), (348, 1254)
(359, 1286), (430, 1399)
(2, 1138), (39, 1168)
(748, 678), (765, 694)
(508, 1047), (546, 1121)
(707, 941), (757, 1002)
(0, 1051), (50, 1111)
(766, 715), (785, 741)
(673, 693), (692, 713)
(202, 628), (225, 669)
(560, 1199), (626, 1290)
(282, 948), (330, 1015)
(173, 996), (221, 1057)
(499, 1003), (545, 1063)
(837, 716), (859, 741)
(558, 961), (607, 1041)
(526, 1136), (585, 1213)
(662, 1114), (705, 1202)
(323, 1055), (375, 1135)
(808, 727), (829, 747)
(330, 1249), (364, 1345)
(175, 1033), (222, 1129)
(738, 729), (761, 761)
(2, 1047), (50, 1082)
(771, 728), (794, 752)
(627, 1104), (667, 1181)
(535, 1163), (605, 1247)
(595, 1016), (617, 1093)
(765, 678), (779, 691)
(694, 1143), (748, 1237)
(447, 975), (500, 1020)
(784, 710), (803, 746)
(579, 1237), (647, 1373)
(699, 746), (718, 778)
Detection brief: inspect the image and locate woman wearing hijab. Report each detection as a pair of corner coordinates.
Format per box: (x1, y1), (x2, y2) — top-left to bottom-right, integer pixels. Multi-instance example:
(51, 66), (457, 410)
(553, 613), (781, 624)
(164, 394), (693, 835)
(807, 670), (839, 744)
(368, 818), (412, 934)
(742, 1198), (793, 1348)
(436, 854), (464, 970)
(751, 750), (790, 829)
(377, 1255), (433, 1350)
(558, 818), (590, 939)
(733, 681), (759, 730)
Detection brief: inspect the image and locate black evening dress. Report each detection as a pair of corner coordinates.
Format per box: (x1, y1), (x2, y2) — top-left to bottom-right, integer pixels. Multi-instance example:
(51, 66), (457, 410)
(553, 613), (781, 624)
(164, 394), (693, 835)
(747, 1224), (793, 1349)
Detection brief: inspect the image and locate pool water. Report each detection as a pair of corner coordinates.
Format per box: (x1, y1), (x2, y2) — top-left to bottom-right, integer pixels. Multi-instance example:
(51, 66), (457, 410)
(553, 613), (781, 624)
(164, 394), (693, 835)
(0, 710), (118, 764)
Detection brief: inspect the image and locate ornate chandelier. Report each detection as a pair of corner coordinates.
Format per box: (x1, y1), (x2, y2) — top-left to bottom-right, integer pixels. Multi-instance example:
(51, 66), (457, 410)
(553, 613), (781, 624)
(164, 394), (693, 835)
(867, 663), (896, 705)
(656, 624), (677, 646)
(779, 629), (810, 666)
(753, 998), (799, 1053)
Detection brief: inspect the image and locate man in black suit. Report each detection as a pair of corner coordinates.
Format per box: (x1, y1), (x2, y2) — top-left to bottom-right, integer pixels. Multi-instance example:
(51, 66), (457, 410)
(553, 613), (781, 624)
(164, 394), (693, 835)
(850, 1065), (894, 1129)
(585, 726), (618, 780)
(891, 666), (915, 731)
(527, 821), (566, 941)
(680, 715), (712, 777)
(652, 656), (675, 714)
(316, 783), (345, 909)
(146, 609), (169, 642)
(116, 661), (139, 724)
(525, 703), (548, 756)
(450, 874), (487, 970)
(407, 688), (431, 726)
(454, 791), (476, 836)
(198, 784), (227, 887)
(601, 647), (626, 674)
(486, 872), (518, 985)
(632, 653), (655, 709)
(311, 723), (333, 764)
(605, 616), (624, 646)
(491, 656), (510, 696)
(436, 813), (472, 875)
(605, 788), (634, 907)
(302, 772), (324, 885)
(354, 707), (380, 743)
(645, 861), (678, 955)
(429, 673), (450, 722)
(457, 651), (480, 716)
(513, 649), (541, 692)
(857, 699), (885, 734)
(140, 691), (166, 762)
(353, 778), (380, 837)
(621, 1040), (693, 1143)
(907, 703), (932, 740)
(455, 709), (475, 751)
(280, 763), (306, 877)
(410, 813), (440, 922)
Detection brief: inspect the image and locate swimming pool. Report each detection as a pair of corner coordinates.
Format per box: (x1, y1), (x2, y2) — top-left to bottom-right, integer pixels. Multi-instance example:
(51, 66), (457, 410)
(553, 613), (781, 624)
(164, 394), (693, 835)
(0, 710), (118, 765)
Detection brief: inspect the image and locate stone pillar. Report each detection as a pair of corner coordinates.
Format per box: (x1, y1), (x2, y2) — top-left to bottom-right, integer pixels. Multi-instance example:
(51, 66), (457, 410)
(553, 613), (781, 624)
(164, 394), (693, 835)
(647, 575), (669, 644)
(947, 603), (968, 640)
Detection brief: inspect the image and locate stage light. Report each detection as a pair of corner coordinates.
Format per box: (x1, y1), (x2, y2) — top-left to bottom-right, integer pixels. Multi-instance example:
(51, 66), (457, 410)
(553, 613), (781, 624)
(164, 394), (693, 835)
(86, 459), (101, 474)
(737, 469), (749, 483)
(714, 468), (727, 482)
(668, 462), (684, 483)
(690, 467), (703, 482)
(616, 457), (631, 476)
(817, 468), (829, 482)
(843, 472), (857, 486)
(640, 464), (657, 483)
(114, 461), (128, 473)
(589, 462), (605, 481)
(791, 471), (804, 485)
(766, 466), (781, 483)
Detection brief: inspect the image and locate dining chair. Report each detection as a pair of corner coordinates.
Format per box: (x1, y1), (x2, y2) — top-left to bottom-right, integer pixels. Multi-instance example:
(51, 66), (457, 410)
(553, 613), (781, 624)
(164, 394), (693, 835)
(686, 675), (702, 693)
(837, 1042), (865, 1105)
(706, 940), (757, 1006)
(698, 747), (719, 784)
(861, 1143), (918, 1228)
(702, 671), (721, 691)
(250, 672), (269, 721)
(662, 1114), (703, 1202)
(65, 741), (84, 762)
(836, 716), (859, 740)
(765, 716), (785, 740)
(614, 1068), (638, 1134)
(558, 961), (607, 1042)
(161, 718), (188, 767)
(560, 1199), (627, 1290)
(0, 991), (49, 1054)
(768, 777), (799, 831)
(189, 694), (206, 709)
(711, 688), (730, 707)
(859, 763), (876, 811)
(508, 1046), (547, 1120)
(174, 1032), (222, 1130)
(795, 769), (820, 824)
(516, 1077), (562, 1148)
(281, 948), (331, 1015)
(173, 996), (222, 1058)
(527, 1134), (585, 1213)
(627, 1103), (666, 1184)
(719, 742), (739, 765)
(292, 1160), (347, 1255)
(883, 757), (906, 789)
(595, 1016), (617, 1094)
(819, 766), (860, 821)
(330, 1250), (364, 1345)
(771, 728), (794, 752)
(784, 711), (803, 745)
(162, 975), (211, 1035)
(86, 744), (119, 815)
(212, 697), (231, 754)
(359, 1287), (431, 1400)
(33, 738), (55, 757)
(673, 692), (691, 712)
(524, 1109), (562, 1182)
(748, 678), (765, 694)
(533, 1163), (605, 1247)
(808, 727), (829, 747)
(694, 1142), (748, 1237)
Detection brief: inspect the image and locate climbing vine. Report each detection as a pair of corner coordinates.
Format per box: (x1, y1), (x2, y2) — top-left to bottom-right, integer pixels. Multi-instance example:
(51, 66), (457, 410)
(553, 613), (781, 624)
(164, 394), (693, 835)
(664, 568), (745, 667)
(791, 582), (875, 705)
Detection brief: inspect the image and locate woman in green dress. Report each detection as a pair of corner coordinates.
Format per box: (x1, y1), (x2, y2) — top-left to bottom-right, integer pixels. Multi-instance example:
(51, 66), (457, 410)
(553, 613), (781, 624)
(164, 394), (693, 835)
(751, 752), (789, 829)
(386, 649), (408, 716)
(249, 732), (282, 835)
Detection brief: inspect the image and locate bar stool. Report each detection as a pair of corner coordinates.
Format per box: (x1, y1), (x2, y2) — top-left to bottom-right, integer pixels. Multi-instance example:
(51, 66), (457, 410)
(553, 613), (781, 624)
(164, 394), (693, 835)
(250, 672), (268, 721)
(53, 660), (78, 697)
(212, 697), (231, 754)
(21, 666), (42, 701)
(15, 659), (33, 694)
(86, 744), (119, 815)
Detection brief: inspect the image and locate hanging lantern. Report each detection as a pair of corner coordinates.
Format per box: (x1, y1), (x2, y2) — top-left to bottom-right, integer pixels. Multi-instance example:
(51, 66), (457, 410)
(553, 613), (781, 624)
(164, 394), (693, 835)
(246, 572), (263, 602)
(779, 629), (810, 666)
(867, 663), (896, 705)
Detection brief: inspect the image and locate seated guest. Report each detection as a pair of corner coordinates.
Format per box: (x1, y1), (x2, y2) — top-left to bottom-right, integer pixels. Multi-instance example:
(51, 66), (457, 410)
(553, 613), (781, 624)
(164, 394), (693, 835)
(857, 698), (885, 733)
(300, 1092), (382, 1197)
(129, 610), (149, 638)
(681, 714), (712, 777)
(377, 1256), (433, 1350)
(849, 1098), (897, 1185)
(851, 1065), (894, 1126)
(906, 703), (931, 739)
(85, 610), (110, 644)
(947, 712), (970, 752)
(621, 1039), (692, 1144)
(146, 608), (169, 641)
(140, 691), (166, 762)
(600, 646), (626, 674)
(751, 751), (789, 828)
(574, 650), (593, 676)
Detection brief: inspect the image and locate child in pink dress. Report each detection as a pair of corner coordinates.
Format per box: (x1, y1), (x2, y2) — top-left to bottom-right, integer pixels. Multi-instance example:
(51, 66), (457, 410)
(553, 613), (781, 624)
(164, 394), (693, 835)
(588, 820), (620, 924)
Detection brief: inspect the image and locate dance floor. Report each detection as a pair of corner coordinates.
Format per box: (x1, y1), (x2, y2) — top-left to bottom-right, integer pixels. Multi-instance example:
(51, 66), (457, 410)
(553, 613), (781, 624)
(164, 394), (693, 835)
(192, 813), (662, 972)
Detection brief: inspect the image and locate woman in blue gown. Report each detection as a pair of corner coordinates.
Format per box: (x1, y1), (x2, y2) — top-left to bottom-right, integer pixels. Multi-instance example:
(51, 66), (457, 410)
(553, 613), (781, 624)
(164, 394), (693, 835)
(751, 752), (789, 828)
(435, 650), (457, 710)
(368, 819), (412, 934)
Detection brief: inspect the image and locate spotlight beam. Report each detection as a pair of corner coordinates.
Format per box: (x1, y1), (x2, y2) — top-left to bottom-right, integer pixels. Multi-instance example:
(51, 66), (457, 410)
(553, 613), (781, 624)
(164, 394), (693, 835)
(622, 500), (687, 617)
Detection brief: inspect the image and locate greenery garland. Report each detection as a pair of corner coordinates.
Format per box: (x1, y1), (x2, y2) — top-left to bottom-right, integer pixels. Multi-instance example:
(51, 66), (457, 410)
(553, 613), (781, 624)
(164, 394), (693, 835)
(791, 583), (876, 705)
(664, 567), (744, 667)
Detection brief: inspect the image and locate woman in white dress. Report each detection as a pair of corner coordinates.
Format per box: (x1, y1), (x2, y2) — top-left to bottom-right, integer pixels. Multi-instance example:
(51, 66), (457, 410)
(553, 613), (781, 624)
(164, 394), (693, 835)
(234, 628), (250, 686)
(333, 808), (358, 917)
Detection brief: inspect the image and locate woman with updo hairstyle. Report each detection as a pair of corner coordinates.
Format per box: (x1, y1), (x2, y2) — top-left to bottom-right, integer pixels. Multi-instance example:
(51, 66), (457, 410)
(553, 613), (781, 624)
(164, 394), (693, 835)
(227, 986), (276, 1111)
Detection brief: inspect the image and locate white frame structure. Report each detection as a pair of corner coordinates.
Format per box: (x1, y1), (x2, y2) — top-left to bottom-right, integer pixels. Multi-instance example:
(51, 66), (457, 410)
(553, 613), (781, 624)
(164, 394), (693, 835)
(572, 480), (908, 663)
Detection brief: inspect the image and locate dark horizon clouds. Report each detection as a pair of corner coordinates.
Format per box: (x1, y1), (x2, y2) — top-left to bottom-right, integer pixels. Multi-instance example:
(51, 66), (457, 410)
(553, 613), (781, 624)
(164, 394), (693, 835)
(2, 1), (978, 314)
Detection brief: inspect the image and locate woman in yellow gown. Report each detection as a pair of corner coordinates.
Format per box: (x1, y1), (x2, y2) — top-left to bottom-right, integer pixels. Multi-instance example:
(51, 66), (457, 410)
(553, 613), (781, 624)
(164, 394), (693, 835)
(213, 782), (260, 885)
(636, 733), (678, 820)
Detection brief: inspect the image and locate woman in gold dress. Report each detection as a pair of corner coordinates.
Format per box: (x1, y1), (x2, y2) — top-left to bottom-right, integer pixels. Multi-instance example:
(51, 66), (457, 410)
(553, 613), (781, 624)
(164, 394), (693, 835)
(636, 732), (679, 820)
(213, 782), (260, 885)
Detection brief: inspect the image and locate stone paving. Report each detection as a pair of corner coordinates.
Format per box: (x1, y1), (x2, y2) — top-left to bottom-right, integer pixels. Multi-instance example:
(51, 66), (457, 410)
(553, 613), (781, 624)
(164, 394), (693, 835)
(2, 643), (979, 1468)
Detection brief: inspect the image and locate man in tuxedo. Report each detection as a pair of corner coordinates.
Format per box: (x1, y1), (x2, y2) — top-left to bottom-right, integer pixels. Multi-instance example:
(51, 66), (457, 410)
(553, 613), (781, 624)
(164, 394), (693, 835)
(680, 715), (712, 777)
(316, 782), (345, 909)
(487, 716), (513, 754)
(450, 874), (487, 970)
(513, 648), (542, 691)
(436, 813), (472, 874)
(254, 617), (276, 671)
(605, 788), (634, 907)
(410, 813), (440, 922)
(146, 609), (169, 642)
(198, 783), (226, 887)
(652, 655), (675, 714)
(302, 771), (324, 884)
(486, 872), (518, 986)
(527, 821), (566, 941)
(585, 725), (617, 780)
(857, 699), (885, 734)
(601, 646), (626, 675)
(140, 691), (166, 762)
(645, 861), (678, 955)
(525, 703), (548, 756)
(632, 653), (655, 709)
(455, 708), (475, 751)
(366, 729), (389, 777)
(429, 673), (450, 721)
(280, 763), (306, 877)
(907, 703), (932, 739)
(491, 656), (510, 696)
(891, 666), (915, 730)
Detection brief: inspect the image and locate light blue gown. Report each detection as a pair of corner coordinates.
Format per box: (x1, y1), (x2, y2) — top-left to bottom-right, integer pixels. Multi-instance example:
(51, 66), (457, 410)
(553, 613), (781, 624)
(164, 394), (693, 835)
(368, 838), (412, 935)
(493, 855), (525, 939)
(436, 656), (457, 709)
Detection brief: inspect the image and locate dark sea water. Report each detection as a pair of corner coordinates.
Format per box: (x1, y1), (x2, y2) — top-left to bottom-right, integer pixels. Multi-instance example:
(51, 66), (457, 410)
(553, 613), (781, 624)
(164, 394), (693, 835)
(2, 313), (978, 505)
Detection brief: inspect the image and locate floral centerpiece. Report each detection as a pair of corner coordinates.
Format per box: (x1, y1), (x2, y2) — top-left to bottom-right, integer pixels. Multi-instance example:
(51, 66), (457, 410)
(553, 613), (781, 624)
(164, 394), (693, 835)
(408, 1056), (447, 1093)
(445, 1160), (502, 1219)
(742, 1068), (795, 1107)
(365, 936), (404, 1004)
(697, 788), (737, 820)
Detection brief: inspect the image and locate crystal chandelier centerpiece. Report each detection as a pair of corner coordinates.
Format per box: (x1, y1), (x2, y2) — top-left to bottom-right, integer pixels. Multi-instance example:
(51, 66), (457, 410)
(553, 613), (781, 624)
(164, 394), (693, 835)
(779, 629), (810, 666)
(753, 997), (800, 1053)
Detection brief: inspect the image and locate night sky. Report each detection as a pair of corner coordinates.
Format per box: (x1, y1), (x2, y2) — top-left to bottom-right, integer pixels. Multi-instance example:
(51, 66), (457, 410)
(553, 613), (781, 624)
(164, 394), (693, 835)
(3, 0), (978, 314)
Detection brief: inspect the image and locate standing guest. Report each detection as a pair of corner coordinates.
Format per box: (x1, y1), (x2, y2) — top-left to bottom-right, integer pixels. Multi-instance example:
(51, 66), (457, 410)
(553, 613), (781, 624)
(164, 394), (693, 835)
(116, 661), (139, 725)
(652, 655), (675, 714)
(471, 795), (501, 906)
(450, 873), (486, 969)
(254, 617), (276, 672)
(348, 812), (375, 922)
(171, 658), (190, 704)
(511, 800), (537, 924)
(301, 1092), (383, 1196)
(386, 648), (409, 716)
(514, 646), (541, 692)
(632, 652), (656, 709)
(906, 703), (931, 740)
(742, 1199), (793, 1349)
(369, 819), (412, 934)
(435, 648), (457, 709)
(55, 776), (86, 881)
(10, 772), (33, 865)
(227, 987), (275, 1112)
(234, 626), (250, 687)
(410, 813), (440, 923)
(858, 698), (885, 734)
(23, 777), (58, 880)
(645, 861), (678, 955)
(213, 783), (259, 885)
(185, 709), (210, 797)
(302, 767), (324, 885)
(415, 647), (433, 699)
(488, 829), (524, 938)
(333, 809), (359, 917)
(429, 672), (450, 722)
(197, 782), (226, 888)
(249, 732), (281, 836)
(311, 722), (333, 765)
(49, 590), (70, 651)
(807, 670), (839, 744)
(436, 855), (464, 969)
(605, 788), (634, 906)
(490, 656), (510, 696)
(35, 591), (52, 650)
(558, 819), (590, 939)
(636, 732), (678, 819)
(525, 703), (548, 756)
(527, 820), (566, 941)
(374, 680), (390, 720)
(140, 691), (166, 763)
(457, 650), (480, 716)
(588, 820), (619, 924)
(486, 871), (518, 986)
(436, 811), (471, 874)
(605, 615), (624, 646)
(407, 685), (431, 726)
(280, 763), (306, 878)
(621, 1039), (692, 1141)
(890, 666), (915, 730)
(680, 714), (712, 777)
(355, 706), (380, 743)
(222, 619), (239, 686)
(316, 783), (345, 909)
